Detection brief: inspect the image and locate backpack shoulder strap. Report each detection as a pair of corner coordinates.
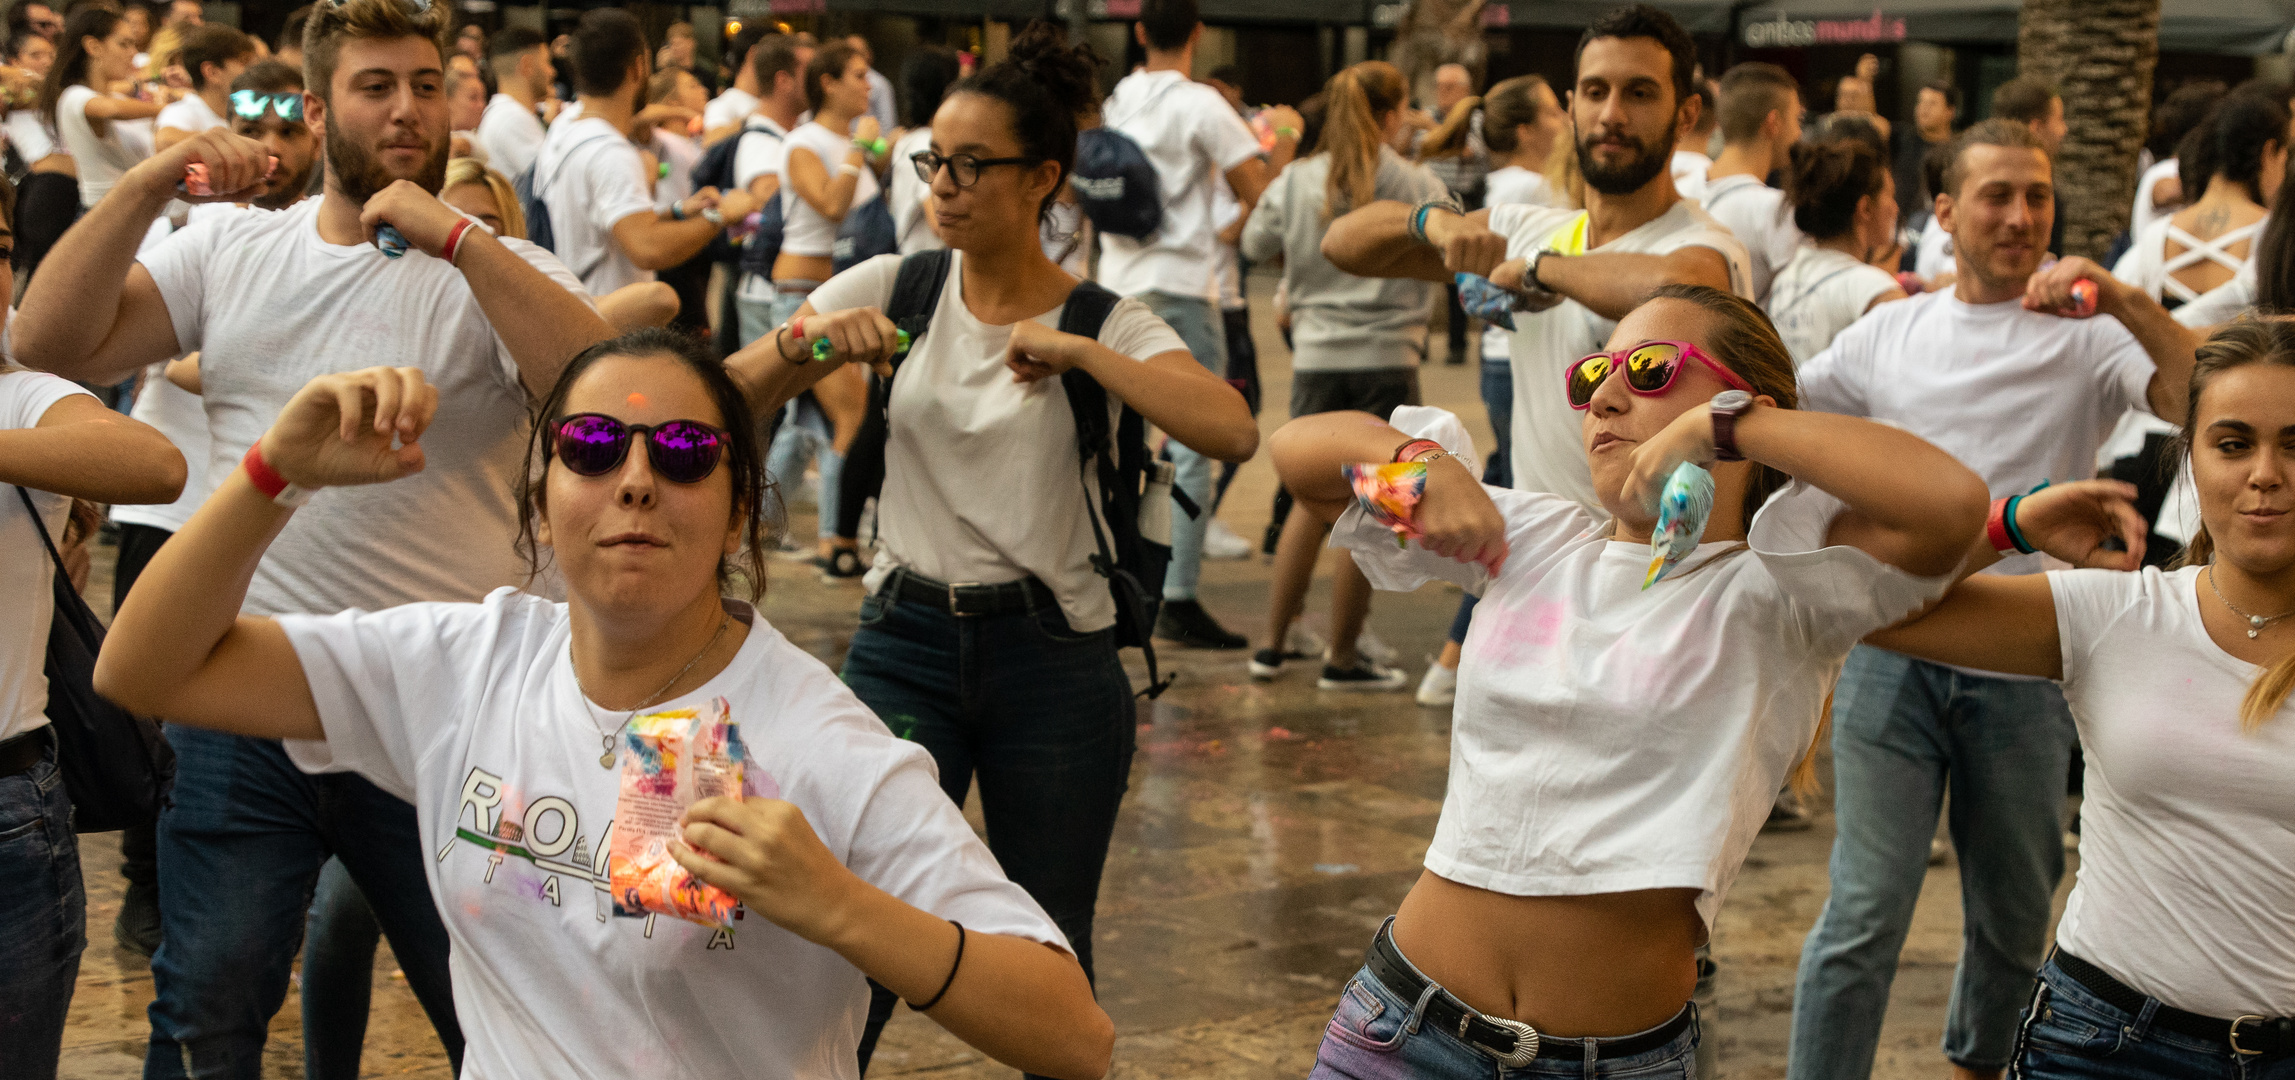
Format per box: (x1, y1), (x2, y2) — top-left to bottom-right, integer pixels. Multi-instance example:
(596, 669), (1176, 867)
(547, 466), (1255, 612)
(15, 486), (67, 576)
(883, 248), (953, 375)
(1056, 280), (1123, 457)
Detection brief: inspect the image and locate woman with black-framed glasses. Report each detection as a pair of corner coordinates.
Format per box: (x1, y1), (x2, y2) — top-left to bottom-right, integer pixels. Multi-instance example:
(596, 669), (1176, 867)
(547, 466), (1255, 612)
(726, 21), (1255, 1073)
(93, 331), (1118, 1080)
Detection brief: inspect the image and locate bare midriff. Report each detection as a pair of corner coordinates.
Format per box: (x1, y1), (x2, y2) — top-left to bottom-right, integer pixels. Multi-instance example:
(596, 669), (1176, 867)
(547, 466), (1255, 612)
(1389, 871), (1703, 1037)
(773, 252), (836, 288)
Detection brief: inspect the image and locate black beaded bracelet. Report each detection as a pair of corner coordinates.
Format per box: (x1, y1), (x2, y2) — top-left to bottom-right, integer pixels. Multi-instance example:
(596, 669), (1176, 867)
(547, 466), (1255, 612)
(908, 921), (965, 1012)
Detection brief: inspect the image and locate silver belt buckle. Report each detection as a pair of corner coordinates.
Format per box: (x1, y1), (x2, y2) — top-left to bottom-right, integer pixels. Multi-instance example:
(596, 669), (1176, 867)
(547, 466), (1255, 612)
(1462, 1011), (1540, 1068)
(2231, 1015), (2267, 1056)
(946, 581), (984, 616)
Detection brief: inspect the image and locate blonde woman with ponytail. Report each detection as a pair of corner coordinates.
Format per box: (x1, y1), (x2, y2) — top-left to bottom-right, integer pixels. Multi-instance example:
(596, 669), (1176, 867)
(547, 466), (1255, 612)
(1239, 59), (1448, 689)
(1870, 317), (2295, 1078)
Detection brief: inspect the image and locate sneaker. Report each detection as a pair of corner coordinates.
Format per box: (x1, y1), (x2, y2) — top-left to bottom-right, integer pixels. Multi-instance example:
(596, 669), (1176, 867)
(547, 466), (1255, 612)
(1248, 648), (1285, 681)
(1283, 624), (1329, 661)
(1202, 518), (1253, 561)
(1763, 789), (1814, 832)
(1155, 599), (1248, 650)
(813, 548), (866, 583)
(1318, 660), (1409, 692)
(113, 879), (161, 958)
(1415, 660), (1457, 706)
(1354, 630), (1399, 667)
(769, 535), (811, 561)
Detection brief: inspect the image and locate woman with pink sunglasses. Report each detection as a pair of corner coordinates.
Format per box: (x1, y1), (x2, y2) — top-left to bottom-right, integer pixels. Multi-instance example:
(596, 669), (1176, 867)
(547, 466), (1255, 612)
(1271, 284), (2138, 1078)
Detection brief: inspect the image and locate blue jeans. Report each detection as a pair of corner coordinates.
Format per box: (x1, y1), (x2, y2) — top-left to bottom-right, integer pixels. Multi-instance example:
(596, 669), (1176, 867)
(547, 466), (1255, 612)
(1134, 291), (1225, 601)
(2014, 955), (2295, 1079)
(1309, 928), (1700, 1079)
(0, 728), (82, 1080)
(1791, 647), (2076, 1078)
(145, 725), (462, 1080)
(298, 856), (460, 1080)
(760, 283), (841, 541)
(841, 580), (1136, 1074)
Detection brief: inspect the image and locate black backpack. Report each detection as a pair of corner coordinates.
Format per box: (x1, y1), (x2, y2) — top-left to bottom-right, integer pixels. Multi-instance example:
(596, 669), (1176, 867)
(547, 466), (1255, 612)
(1071, 127), (1163, 241)
(516, 130), (620, 274)
(875, 249), (1189, 697)
(697, 120), (788, 269)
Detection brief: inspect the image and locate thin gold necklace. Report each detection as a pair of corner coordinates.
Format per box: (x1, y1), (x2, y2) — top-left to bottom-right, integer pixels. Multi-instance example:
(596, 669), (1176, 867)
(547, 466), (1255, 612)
(573, 613), (730, 768)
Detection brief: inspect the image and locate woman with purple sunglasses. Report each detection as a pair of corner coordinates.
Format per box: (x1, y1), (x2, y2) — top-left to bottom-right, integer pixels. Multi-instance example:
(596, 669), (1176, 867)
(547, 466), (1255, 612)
(1269, 284), (2141, 1079)
(91, 329), (1116, 1080)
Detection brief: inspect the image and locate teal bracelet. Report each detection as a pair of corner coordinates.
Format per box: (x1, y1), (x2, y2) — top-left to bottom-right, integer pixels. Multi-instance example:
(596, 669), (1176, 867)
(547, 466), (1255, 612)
(2000, 479), (2052, 555)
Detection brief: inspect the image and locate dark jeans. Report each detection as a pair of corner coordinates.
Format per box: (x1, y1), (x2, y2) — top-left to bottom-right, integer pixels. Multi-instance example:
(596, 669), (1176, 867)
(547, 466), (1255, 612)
(113, 524), (174, 927)
(841, 582), (1136, 1075)
(2015, 955), (2295, 1079)
(0, 728), (82, 1080)
(834, 377), (888, 542)
(1215, 304), (1260, 511)
(145, 725), (463, 1080)
(298, 856), (454, 1080)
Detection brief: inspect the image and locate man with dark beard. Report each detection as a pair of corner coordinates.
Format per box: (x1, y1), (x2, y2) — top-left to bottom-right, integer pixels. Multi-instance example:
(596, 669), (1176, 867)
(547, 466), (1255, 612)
(1324, 3), (1749, 512)
(11, 0), (614, 1075)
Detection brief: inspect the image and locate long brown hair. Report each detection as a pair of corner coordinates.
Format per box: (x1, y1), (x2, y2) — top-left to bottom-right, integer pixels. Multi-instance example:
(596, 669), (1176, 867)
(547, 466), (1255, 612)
(40, 5), (121, 130)
(2172, 316), (2295, 731)
(1319, 60), (1408, 221)
(1478, 75), (1550, 157)
(1417, 93), (1479, 161)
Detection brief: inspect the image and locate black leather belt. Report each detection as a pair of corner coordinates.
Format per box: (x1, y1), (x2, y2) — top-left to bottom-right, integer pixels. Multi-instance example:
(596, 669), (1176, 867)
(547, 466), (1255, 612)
(1364, 923), (1695, 1067)
(2056, 950), (2295, 1059)
(0, 728), (50, 779)
(886, 569), (1057, 618)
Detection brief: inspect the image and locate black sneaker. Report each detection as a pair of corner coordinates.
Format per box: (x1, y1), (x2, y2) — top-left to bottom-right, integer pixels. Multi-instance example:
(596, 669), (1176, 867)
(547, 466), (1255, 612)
(1316, 660), (1409, 691)
(1154, 599), (1248, 650)
(114, 879), (161, 958)
(813, 548), (865, 583)
(1247, 649), (1284, 681)
(1763, 789), (1814, 833)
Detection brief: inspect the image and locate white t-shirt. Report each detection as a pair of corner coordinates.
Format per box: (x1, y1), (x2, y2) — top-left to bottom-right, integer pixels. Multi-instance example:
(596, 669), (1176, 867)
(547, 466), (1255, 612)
(779, 121), (880, 260)
(276, 588), (1067, 1079)
(2175, 258), (2256, 328)
(154, 91), (224, 137)
(1799, 290), (2156, 576)
(885, 126), (941, 256)
(730, 114), (789, 195)
(1484, 200), (1752, 511)
(2129, 156), (2181, 238)
(56, 85), (146, 207)
(2112, 213), (2263, 307)
(808, 252), (1189, 631)
(2049, 566), (2295, 1016)
(5, 109), (57, 163)
(1094, 69), (1263, 302)
(1211, 175), (1242, 309)
(1764, 245), (1898, 364)
(0, 369), (96, 744)
(650, 129), (700, 214)
(536, 115), (659, 296)
(1668, 149), (1710, 186)
(139, 197), (589, 618)
(110, 361), (209, 534)
(479, 94), (546, 179)
(1337, 405), (1951, 928)
(1478, 165), (1556, 362)
(1678, 172), (1801, 302)
(702, 87), (759, 135)
(1913, 214), (1954, 279)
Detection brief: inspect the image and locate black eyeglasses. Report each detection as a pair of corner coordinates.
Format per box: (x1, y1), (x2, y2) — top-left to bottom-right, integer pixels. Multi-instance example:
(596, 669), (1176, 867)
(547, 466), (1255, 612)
(229, 90), (303, 122)
(909, 150), (1035, 189)
(550, 414), (726, 484)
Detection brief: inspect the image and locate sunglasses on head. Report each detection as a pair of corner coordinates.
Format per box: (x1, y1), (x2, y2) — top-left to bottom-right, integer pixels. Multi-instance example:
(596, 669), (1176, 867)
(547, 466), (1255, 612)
(229, 90), (303, 122)
(550, 414), (726, 484)
(1565, 340), (1755, 410)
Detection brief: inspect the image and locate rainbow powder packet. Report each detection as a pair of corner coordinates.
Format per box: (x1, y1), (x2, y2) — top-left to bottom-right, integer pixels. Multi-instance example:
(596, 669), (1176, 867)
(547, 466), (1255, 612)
(1344, 461), (1429, 547)
(1643, 461), (1715, 590)
(1455, 273), (1519, 331)
(812, 327), (911, 363)
(609, 697), (746, 930)
(375, 225), (411, 259)
(180, 156), (277, 197)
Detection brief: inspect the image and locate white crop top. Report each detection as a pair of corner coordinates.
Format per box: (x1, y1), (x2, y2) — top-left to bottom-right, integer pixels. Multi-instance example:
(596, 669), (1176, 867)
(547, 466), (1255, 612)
(1336, 407), (1954, 927)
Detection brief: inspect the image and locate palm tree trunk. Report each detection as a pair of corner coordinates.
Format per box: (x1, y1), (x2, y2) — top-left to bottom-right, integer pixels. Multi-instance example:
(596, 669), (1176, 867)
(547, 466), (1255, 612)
(2017, 0), (2161, 261)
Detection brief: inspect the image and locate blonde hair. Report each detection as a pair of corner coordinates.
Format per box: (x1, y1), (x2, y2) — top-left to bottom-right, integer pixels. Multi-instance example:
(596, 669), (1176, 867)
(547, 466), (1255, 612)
(142, 25), (182, 83)
(1319, 60), (1408, 221)
(2172, 316), (2295, 732)
(444, 156), (523, 238)
(302, 0), (450, 102)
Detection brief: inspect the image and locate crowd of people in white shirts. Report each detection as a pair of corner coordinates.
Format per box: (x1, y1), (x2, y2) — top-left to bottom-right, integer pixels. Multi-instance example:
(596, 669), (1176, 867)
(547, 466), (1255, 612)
(0, 0), (2290, 1078)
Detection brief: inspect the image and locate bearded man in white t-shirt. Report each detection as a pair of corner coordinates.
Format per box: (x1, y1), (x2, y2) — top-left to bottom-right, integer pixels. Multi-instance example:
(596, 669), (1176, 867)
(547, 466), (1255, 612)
(12, 1), (618, 1075)
(1676, 62), (1802, 302)
(1787, 119), (2203, 1080)
(1326, 3), (1752, 515)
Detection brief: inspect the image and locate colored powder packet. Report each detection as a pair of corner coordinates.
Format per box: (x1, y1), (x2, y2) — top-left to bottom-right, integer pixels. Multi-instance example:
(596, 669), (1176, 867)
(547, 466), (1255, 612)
(180, 156), (279, 197)
(375, 225), (411, 259)
(1644, 461), (1716, 589)
(608, 697), (747, 930)
(1343, 461), (1429, 547)
(1454, 273), (1518, 331)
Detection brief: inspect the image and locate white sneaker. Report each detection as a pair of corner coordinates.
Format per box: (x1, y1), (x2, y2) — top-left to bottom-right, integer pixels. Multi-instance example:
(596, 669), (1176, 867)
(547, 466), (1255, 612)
(1355, 631), (1399, 666)
(1318, 659), (1410, 692)
(1415, 661), (1458, 706)
(1284, 624), (1329, 660)
(1202, 518), (1253, 560)
(1413, 660), (1450, 710)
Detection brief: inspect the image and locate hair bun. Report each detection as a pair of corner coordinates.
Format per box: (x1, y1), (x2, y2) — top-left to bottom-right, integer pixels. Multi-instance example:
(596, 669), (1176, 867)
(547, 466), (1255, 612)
(1001, 20), (1103, 110)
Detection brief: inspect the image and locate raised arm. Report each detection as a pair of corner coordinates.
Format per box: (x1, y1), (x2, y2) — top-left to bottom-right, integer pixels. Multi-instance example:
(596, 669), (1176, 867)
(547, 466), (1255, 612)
(1321, 202), (1505, 283)
(358, 180), (617, 399)
(609, 186), (760, 271)
(786, 122), (878, 223)
(82, 93), (166, 123)
(0, 393), (185, 505)
(96, 367), (439, 737)
(1519, 245), (1735, 320)
(14, 127), (272, 384)
(1268, 409), (1508, 570)
(1002, 320), (1257, 462)
(2026, 256), (2202, 421)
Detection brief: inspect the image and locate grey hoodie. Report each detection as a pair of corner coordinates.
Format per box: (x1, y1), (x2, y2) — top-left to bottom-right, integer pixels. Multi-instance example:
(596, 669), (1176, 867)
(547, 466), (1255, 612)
(1241, 146), (1447, 372)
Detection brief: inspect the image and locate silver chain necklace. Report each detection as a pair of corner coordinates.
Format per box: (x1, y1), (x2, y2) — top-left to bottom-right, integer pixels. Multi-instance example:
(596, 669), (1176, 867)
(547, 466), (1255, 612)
(573, 614), (731, 768)
(2206, 565), (2295, 639)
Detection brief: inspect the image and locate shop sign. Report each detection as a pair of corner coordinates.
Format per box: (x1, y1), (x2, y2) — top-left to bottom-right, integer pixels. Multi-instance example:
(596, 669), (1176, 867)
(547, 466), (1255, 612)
(1742, 8), (1908, 47)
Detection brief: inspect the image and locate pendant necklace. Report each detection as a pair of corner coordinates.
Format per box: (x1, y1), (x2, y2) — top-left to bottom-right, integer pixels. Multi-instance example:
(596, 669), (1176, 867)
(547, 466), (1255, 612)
(2206, 564), (2295, 639)
(573, 613), (731, 768)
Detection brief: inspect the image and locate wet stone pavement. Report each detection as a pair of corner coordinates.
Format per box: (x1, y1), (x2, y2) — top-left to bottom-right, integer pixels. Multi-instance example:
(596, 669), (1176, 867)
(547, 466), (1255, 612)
(59, 285), (2071, 1078)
